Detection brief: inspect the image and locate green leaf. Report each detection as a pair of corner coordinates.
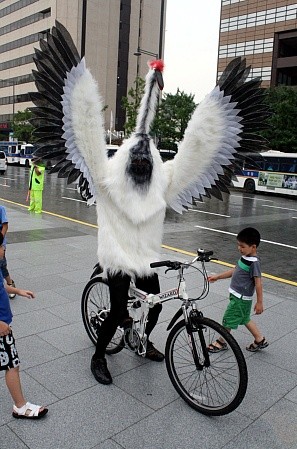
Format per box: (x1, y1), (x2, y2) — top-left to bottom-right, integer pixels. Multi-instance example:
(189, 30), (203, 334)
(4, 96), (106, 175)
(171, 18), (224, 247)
(12, 108), (35, 143)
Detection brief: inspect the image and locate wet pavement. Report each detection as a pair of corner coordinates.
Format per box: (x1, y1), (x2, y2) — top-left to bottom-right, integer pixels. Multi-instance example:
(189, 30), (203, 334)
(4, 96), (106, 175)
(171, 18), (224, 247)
(1, 165), (297, 282)
(0, 203), (296, 449)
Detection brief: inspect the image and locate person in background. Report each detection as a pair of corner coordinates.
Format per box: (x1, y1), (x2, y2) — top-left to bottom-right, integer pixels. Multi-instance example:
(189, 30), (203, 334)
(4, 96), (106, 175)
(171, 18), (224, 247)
(0, 205), (16, 299)
(27, 157), (45, 214)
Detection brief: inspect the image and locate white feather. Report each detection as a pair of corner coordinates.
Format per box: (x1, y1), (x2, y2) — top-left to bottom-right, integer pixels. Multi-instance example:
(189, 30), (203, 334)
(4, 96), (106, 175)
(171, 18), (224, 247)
(96, 139), (169, 277)
(165, 85), (242, 211)
(61, 62), (107, 200)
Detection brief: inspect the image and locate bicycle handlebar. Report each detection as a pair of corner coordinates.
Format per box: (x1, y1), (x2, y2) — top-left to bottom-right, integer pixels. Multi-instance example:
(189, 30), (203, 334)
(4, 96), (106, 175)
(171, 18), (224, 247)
(198, 249), (213, 258)
(150, 249), (216, 270)
(150, 261), (180, 269)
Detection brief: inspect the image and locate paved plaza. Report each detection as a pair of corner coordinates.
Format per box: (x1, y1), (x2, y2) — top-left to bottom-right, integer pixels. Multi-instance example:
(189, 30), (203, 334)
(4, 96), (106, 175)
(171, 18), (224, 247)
(1, 203), (297, 449)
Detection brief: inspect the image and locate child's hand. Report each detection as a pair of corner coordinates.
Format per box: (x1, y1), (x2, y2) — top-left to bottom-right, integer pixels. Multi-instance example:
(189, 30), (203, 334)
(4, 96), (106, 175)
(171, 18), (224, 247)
(254, 302), (263, 314)
(18, 289), (35, 299)
(0, 321), (11, 336)
(208, 274), (219, 283)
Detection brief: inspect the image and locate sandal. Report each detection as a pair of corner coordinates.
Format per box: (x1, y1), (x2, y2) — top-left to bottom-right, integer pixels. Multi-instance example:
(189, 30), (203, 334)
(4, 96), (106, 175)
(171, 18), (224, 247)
(12, 402), (48, 420)
(208, 339), (228, 353)
(246, 337), (269, 352)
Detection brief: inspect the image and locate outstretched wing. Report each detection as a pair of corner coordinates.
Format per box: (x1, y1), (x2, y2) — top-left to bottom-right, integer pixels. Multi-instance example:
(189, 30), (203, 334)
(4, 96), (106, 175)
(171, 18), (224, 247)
(30, 21), (107, 203)
(165, 57), (271, 213)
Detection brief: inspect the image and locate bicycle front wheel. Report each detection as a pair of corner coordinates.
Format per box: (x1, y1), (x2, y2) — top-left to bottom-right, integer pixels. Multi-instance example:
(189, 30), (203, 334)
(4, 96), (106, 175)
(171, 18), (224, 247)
(165, 317), (248, 416)
(81, 277), (124, 354)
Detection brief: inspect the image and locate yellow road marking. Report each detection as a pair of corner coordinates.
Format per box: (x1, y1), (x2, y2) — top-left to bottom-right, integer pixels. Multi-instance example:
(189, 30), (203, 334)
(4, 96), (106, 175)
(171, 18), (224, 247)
(1, 197), (296, 287)
(162, 244), (297, 286)
(0, 198), (98, 228)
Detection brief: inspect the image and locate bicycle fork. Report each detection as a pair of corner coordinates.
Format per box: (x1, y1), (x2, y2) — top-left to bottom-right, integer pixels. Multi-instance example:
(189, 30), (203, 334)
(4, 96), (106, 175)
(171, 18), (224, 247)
(183, 305), (211, 370)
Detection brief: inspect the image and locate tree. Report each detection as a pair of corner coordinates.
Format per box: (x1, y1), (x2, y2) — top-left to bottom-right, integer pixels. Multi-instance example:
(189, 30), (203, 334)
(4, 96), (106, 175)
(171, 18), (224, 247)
(260, 86), (297, 153)
(12, 108), (35, 143)
(152, 89), (196, 152)
(121, 78), (196, 150)
(121, 76), (145, 136)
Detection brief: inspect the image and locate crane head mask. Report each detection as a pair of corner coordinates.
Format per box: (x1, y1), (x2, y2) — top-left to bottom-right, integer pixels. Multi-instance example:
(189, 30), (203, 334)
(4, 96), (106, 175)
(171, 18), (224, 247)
(126, 59), (164, 188)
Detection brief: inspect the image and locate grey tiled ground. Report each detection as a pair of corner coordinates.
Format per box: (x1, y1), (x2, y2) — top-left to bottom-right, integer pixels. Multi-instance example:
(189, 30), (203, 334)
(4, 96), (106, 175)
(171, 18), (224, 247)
(0, 204), (297, 449)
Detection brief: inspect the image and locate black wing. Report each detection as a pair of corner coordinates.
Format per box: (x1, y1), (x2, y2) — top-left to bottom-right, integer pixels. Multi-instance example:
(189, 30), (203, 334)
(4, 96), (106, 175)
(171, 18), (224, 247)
(30, 21), (107, 203)
(165, 57), (271, 212)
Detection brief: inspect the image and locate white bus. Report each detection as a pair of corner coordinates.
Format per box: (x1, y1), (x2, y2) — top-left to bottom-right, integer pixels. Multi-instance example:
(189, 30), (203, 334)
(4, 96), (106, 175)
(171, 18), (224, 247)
(19, 143), (35, 166)
(232, 151), (297, 196)
(0, 141), (19, 164)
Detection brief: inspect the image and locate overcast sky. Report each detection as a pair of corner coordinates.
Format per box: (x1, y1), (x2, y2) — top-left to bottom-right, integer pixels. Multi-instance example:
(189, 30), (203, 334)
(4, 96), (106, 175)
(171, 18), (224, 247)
(164, 1), (222, 103)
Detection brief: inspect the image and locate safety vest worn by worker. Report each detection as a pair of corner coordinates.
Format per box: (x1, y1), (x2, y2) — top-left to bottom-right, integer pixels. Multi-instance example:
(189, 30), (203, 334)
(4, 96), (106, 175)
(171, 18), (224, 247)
(29, 164), (45, 190)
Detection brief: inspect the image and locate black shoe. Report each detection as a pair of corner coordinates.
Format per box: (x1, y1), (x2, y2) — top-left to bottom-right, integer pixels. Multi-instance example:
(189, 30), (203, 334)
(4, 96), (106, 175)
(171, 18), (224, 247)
(145, 341), (164, 362)
(91, 357), (112, 384)
(121, 317), (133, 330)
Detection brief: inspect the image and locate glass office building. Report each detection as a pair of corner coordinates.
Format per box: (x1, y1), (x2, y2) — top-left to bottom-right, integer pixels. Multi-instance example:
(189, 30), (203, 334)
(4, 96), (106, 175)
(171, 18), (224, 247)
(218, 0), (297, 88)
(0, 0), (166, 133)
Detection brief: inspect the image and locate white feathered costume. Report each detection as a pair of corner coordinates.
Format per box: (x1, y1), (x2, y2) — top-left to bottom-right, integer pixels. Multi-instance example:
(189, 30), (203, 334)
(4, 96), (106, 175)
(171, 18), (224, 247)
(31, 22), (270, 277)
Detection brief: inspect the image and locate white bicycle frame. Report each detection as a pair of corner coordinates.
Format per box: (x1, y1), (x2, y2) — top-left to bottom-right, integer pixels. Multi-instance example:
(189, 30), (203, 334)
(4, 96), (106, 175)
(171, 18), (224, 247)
(125, 256), (199, 356)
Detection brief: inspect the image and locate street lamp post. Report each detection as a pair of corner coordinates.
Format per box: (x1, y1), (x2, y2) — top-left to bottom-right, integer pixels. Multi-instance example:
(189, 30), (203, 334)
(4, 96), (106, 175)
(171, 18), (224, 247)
(133, 48), (160, 146)
(0, 79), (15, 138)
(133, 48), (159, 59)
(134, 48), (159, 84)
(9, 81), (15, 140)
(12, 81), (15, 125)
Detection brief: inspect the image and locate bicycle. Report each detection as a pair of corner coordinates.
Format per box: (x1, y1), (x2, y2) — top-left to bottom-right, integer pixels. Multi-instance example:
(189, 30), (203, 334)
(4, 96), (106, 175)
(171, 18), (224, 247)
(81, 249), (248, 416)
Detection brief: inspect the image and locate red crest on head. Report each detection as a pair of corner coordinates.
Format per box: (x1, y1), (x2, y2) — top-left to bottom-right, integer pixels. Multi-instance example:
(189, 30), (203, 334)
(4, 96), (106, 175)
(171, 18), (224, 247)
(149, 59), (164, 72)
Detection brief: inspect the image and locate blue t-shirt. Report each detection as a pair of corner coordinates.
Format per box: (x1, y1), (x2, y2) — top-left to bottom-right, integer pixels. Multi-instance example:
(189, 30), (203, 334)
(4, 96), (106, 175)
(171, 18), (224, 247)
(0, 205), (8, 248)
(0, 270), (13, 324)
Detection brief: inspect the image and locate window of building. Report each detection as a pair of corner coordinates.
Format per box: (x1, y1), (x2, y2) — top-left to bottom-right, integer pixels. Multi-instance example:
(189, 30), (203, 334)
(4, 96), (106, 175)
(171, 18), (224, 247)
(222, 0), (245, 5)
(279, 36), (297, 57)
(0, 92), (31, 106)
(219, 38), (273, 58)
(218, 66), (271, 82)
(0, 0), (40, 18)
(0, 74), (34, 88)
(0, 30), (50, 54)
(0, 9), (51, 36)
(0, 54), (34, 71)
(220, 4), (297, 32)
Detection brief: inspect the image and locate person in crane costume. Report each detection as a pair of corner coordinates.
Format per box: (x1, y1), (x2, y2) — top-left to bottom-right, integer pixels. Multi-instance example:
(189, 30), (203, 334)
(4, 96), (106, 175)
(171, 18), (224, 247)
(30, 22), (270, 384)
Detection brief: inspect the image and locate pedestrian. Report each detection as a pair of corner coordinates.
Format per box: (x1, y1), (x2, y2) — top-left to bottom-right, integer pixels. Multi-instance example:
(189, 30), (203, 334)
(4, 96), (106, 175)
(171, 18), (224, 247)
(207, 227), (269, 352)
(0, 235), (48, 419)
(27, 157), (45, 213)
(0, 205), (16, 299)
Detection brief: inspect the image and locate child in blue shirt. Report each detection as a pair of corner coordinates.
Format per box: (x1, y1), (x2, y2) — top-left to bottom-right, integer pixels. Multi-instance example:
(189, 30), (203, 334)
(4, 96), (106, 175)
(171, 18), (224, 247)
(0, 205), (16, 298)
(0, 235), (48, 419)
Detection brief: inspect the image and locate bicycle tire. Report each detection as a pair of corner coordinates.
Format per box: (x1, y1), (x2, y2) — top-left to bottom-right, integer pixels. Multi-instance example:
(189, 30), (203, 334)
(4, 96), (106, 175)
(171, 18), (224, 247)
(165, 317), (248, 416)
(81, 276), (124, 355)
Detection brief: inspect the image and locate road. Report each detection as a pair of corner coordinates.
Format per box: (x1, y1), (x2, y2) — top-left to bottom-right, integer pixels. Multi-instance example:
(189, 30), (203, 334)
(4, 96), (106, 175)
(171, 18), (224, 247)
(0, 165), (296, 282)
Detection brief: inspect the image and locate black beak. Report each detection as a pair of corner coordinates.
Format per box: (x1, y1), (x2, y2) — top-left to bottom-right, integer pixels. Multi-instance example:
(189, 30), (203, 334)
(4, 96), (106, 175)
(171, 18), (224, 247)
(156, 71), (164, 90)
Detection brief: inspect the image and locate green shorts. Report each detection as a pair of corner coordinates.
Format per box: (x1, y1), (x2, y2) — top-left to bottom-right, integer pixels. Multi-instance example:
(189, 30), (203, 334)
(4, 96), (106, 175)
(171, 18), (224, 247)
(222, 294), (252, 330)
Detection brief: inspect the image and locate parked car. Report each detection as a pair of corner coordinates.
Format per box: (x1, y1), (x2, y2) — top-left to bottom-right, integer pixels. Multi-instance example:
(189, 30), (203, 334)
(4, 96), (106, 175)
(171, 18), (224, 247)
(159, 149), (176, 161)
(106, 144), (120, 158)
(0, 151), (7, 174)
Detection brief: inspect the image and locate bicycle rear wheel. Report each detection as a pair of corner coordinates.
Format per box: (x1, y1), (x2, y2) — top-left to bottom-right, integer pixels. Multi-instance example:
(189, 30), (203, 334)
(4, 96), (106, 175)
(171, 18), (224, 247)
(81, 277), (124, 354)
(165, 317), (248, 416)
